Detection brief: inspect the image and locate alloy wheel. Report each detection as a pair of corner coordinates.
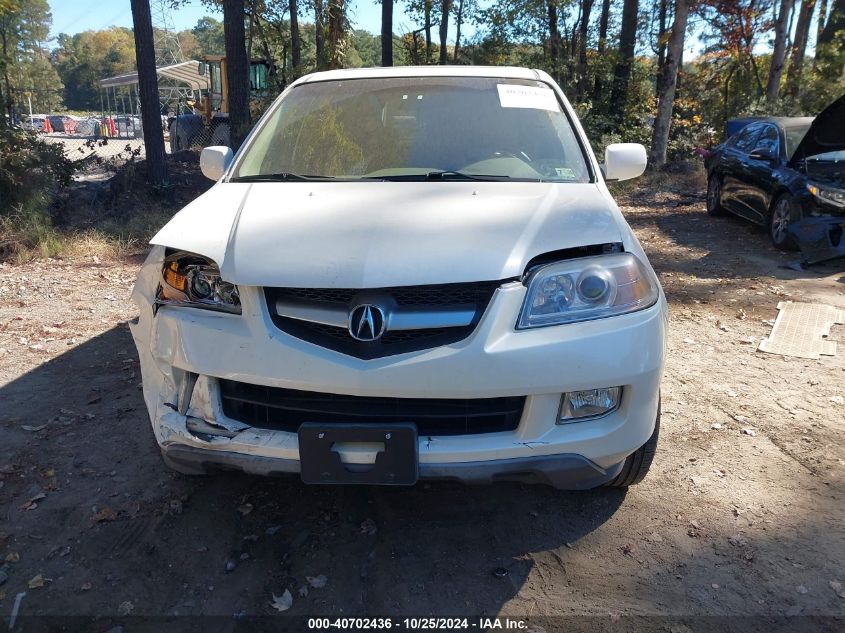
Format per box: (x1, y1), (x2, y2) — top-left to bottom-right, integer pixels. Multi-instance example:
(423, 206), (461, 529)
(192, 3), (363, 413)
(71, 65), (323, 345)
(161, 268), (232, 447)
(771, 198), (791, 245)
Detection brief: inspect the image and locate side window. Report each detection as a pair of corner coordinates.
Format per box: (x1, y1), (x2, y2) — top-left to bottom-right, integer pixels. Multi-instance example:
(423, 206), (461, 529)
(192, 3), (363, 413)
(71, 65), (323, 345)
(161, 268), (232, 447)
(733, 124), (761, 153)
(753, 125), (779, 155)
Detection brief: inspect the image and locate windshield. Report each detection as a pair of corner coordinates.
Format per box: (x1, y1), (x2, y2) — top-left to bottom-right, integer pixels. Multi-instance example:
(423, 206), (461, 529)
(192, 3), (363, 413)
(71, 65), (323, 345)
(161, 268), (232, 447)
(232, 76), (591, 182)
(784, 124), (812, 157)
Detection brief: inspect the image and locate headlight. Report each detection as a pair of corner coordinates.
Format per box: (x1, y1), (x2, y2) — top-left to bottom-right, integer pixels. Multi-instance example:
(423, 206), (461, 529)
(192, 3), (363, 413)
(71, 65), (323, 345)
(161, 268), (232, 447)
(156, 251), (241, 314)
(807, 182), (845, 208)
(518, 253), (658, 328)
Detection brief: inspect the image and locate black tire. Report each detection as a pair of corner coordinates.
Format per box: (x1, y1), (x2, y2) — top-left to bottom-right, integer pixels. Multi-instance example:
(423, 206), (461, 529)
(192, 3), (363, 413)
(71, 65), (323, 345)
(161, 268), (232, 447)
(706, 174), (726, 216)
(168, 115), (202, 153)
(605, 405), (660, 488)
(161, 450), (207, 476)
(769, 194), (799, 251)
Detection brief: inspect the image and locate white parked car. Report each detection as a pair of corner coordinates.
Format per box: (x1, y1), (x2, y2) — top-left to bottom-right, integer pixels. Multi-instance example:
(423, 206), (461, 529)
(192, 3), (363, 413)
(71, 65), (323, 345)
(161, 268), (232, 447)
(23, 114), (47, 131)
(131, 66), (667, 490)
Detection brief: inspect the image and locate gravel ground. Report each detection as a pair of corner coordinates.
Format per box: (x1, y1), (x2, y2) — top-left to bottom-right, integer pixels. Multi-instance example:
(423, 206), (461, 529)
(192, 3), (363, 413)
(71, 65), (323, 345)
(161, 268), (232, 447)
(0, 176), (843, 631)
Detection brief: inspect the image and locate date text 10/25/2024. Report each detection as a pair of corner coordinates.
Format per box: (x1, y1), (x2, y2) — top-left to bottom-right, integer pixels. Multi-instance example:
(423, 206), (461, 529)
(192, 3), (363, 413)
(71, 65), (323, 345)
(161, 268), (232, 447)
(307, 617), (530, 630)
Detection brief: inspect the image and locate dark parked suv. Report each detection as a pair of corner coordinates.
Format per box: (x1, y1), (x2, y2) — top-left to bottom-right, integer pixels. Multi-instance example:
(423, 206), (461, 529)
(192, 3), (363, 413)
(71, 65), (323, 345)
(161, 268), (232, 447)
(704, 95), (844, 258)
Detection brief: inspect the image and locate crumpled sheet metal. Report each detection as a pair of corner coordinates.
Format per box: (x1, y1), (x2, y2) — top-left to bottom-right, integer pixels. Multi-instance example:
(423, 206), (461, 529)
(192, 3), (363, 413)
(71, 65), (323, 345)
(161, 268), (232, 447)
(788, 217), (845, 265)
(759, 301), (845, 360)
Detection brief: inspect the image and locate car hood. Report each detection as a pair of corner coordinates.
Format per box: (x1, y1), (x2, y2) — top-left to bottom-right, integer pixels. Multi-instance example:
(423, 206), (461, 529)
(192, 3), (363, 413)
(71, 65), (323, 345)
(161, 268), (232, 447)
(150, 182), (624, 288)
(790, 94), (845, 164)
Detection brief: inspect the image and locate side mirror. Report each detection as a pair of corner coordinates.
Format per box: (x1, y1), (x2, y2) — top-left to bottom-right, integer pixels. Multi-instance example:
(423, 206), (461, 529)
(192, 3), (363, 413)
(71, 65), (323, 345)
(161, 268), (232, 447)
(198, 62), (207, 76)
(200, 146), (233, 181)
(749, 148), (777, 162)
(603, 143), (647, 182)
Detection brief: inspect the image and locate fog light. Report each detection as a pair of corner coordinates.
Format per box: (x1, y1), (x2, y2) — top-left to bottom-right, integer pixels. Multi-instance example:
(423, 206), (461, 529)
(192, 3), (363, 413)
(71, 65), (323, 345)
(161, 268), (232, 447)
(559, 387), (621, 423)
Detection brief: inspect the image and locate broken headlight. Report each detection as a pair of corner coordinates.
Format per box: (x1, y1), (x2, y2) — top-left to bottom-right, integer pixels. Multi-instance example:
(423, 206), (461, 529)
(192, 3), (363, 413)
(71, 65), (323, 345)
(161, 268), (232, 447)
(518, 253), (658, 328)
(156, 251), (241, 314)
(807, 182), (845, 209)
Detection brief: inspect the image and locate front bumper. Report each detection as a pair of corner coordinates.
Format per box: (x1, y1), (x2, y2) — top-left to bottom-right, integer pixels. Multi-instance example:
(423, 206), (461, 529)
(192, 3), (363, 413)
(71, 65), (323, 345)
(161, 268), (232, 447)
(130, 247), (667, 489)
(789, 215), (845, 264)
(162, 443), (623, 489)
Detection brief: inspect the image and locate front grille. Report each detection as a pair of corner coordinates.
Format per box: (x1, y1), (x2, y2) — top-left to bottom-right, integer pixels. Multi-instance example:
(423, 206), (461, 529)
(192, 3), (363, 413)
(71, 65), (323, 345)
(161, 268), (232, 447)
(277, 282), (501, 307)
(265, 280), (505, 359)
(219, 379), (525, 436)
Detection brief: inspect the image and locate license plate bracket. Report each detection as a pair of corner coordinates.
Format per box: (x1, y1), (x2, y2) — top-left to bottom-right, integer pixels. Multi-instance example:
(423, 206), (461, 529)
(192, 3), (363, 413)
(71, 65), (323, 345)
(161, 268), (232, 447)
(298, 423), (418, 485)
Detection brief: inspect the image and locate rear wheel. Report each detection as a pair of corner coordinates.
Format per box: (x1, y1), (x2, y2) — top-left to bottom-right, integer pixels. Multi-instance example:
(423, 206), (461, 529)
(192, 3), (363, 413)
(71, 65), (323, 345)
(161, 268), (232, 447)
(605, 405), (660, 488)
(769, 195), (799, 251)
(706, 174), (725, 216)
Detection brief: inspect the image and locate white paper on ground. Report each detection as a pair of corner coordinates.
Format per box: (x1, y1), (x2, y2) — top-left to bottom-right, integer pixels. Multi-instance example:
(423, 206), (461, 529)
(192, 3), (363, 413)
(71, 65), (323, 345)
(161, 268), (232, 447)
(497, 84), (560, 112)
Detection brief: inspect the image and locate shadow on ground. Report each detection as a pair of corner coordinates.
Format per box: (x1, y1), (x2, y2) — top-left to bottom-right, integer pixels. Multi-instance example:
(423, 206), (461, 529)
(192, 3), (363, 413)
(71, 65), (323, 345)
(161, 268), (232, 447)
(0, 325), (626, 620)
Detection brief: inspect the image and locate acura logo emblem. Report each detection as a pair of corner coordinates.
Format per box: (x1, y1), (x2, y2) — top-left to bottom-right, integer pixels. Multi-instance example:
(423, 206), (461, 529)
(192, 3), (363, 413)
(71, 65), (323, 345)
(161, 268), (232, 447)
(348, 304), (387, 341)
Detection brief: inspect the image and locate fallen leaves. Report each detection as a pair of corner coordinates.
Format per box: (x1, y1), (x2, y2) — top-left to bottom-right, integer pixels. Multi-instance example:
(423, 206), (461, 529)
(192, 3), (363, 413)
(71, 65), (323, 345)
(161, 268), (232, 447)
(20, 492), (46, 511)
(727, 535), (748, 547)
(830, 580), (845, 599)
(306, 575), (327, 589)
(92, 506), (118, 522)
(270, 589), (293, 612)
(118, 600), (134, 615)
(21, 423), (49, 432)
(27, 574), (49, 589)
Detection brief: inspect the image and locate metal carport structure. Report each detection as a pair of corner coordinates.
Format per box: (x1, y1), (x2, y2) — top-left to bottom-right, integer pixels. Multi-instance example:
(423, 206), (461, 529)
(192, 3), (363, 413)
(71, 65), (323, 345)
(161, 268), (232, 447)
(98, 60), (210, 136)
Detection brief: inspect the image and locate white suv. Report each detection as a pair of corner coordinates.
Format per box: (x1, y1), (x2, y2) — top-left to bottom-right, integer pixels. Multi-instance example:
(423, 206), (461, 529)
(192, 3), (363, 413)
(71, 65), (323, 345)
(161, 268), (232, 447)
(131, 66), (667, 490)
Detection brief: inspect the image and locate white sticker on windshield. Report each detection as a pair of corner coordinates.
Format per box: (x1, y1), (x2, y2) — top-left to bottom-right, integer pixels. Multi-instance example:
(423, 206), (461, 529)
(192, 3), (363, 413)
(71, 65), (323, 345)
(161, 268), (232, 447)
(497, 84), (560, 112)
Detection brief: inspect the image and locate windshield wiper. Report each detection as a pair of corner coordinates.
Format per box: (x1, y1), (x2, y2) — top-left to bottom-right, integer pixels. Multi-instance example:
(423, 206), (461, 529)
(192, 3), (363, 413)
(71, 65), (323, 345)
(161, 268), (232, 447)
(426, 170), (518, 181)
(229, 172), (338, 182)
(365, 171), (540, 182)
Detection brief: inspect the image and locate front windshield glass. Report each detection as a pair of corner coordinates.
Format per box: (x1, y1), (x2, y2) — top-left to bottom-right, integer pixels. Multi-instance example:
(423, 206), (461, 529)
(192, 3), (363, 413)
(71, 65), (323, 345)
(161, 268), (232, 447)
(233, 76), (591, 182)
(784, 124), (812, 157)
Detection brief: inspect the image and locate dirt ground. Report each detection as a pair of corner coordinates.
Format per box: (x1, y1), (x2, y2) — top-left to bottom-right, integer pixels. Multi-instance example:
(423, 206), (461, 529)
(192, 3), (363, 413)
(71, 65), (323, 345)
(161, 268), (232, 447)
(0, 173), (843, 631)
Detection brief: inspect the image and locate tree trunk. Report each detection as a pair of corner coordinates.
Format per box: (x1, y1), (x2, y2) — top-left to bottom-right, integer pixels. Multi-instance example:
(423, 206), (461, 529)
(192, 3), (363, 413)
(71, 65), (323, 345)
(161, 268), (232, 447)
(129, 0), (167, 184)
(816, 0), (829, 44)
(575, 0), (595, 100)
(592, 0), (611, 101)
(818, 0), (844, 46)
(548, 0), (562, 86)
(765, 0), (794, 103)
(411, 30), (420, 64)
(314, 0), (325, 69)
(453, 0), (464, 62)
(290, 0), (302, 76)
(439, 0), (451, 64)
(1, 28), (14, 125)
(381, 0), (393, 66)
(609, 0), (639, 128)
(785, 0), (816, 97)
(424, 0), (432, 64)
(223, 0), (250, 150)
(327, 0), (344, 69)
(657, 0), (668, 70)
(650, 0), (689, 169)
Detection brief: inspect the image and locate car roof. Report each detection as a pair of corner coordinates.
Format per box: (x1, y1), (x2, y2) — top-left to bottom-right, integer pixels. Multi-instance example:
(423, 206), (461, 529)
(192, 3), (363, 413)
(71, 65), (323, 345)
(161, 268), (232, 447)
(751, 116), (815, 129)
(298, 65), (544, 84)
